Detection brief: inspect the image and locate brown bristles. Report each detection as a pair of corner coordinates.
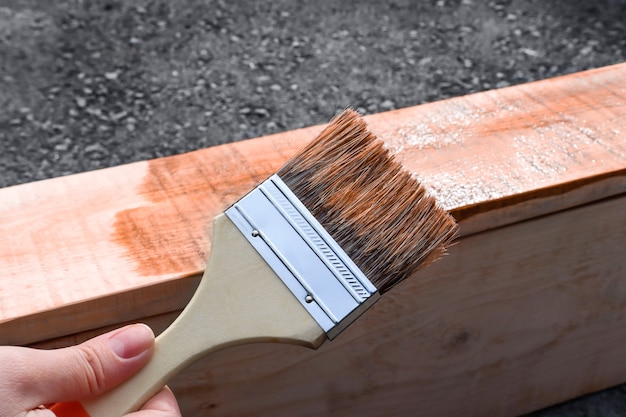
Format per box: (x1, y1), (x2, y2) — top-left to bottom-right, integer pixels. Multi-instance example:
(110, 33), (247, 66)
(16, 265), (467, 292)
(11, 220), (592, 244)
(277, 109), (458, 293)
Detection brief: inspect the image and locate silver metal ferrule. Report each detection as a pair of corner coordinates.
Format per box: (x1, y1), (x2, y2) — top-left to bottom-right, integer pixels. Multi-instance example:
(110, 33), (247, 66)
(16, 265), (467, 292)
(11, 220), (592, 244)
(225, 174), (380, 339)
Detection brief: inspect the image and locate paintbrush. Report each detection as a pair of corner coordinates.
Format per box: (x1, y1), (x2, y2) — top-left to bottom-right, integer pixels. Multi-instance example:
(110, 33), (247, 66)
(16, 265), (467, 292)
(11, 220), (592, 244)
(50, 109), (458, 417)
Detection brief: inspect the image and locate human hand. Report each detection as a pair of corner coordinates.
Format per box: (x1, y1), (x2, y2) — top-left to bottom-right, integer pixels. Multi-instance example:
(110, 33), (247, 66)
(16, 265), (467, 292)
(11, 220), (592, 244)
(0, 324), (181, 417)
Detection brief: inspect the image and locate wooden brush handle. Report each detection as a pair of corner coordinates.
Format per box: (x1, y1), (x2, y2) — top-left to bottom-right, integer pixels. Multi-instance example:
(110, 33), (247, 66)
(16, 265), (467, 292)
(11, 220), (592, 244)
(51, 215), (325, 417)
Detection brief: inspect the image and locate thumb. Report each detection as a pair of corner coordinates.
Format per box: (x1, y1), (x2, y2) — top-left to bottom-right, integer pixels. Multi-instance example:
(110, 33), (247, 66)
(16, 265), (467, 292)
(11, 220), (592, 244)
(10, 324), (155, 409)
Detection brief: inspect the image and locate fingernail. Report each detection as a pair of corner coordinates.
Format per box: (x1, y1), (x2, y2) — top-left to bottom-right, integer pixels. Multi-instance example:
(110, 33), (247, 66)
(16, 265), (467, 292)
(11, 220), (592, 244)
(109, 324), (154, 359)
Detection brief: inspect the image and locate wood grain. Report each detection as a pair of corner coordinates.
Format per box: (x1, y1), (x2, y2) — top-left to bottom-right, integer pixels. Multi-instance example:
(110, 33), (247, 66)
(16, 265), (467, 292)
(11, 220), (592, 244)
(0, 63), (625, 416)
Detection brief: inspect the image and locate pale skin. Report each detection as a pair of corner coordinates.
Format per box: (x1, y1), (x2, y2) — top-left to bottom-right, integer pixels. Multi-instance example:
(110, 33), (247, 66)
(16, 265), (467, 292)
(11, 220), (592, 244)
(0, 324), (181, 417)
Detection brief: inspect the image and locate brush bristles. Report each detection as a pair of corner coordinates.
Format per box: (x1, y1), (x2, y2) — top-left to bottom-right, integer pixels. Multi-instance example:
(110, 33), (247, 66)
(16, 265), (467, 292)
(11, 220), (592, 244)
(277, 109), (458, 293)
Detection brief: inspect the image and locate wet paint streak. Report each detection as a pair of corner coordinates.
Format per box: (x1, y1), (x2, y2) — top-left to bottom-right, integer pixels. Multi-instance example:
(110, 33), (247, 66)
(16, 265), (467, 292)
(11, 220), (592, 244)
(111, 133), (311, 277)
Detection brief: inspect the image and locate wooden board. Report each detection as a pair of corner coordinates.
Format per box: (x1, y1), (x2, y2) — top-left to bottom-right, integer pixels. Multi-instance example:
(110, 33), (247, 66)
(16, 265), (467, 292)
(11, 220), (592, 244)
(1, 63), (626, 416)
(33, 195), (626, 417)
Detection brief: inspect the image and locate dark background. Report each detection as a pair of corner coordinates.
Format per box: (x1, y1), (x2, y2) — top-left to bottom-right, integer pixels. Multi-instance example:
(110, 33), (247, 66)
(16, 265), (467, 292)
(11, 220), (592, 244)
(1, 0), (625, 415)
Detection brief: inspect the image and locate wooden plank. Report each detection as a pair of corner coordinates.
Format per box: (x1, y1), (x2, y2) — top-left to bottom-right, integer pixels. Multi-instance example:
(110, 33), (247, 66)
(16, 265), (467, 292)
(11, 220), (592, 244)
(1, 63), (626, 416)
(1, 64), (624, 347)
(31, 195), (626, 417)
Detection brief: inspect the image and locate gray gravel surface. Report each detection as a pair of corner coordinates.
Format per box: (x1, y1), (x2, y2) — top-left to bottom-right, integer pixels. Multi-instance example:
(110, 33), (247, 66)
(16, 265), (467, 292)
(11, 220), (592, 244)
(1, 0), (626, 415)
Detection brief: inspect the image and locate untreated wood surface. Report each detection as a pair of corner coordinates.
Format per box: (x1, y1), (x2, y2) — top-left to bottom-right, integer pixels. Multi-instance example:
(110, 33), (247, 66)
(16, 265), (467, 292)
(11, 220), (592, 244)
(1, 63), (626, 416)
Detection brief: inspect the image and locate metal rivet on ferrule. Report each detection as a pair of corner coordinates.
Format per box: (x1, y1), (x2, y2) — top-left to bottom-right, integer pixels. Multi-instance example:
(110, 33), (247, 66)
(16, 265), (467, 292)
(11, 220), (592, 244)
(305, 295), (314, 303)
(251, 230), (260, 237)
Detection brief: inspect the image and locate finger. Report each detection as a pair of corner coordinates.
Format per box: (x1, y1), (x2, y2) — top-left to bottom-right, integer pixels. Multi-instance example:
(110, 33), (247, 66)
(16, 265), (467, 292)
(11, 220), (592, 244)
(6, 324), (154, 408)
(127, 386), (181, 417)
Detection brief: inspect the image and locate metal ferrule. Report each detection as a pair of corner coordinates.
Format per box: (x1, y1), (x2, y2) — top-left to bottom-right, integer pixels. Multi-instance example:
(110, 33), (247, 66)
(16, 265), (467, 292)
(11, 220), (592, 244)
(225, 174), (380, 339)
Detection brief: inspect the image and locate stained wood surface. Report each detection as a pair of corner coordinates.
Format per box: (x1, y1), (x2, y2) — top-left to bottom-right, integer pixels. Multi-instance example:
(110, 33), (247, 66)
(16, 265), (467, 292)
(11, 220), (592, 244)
(2, 63), (625, 416)
(1, 63), (625, 346)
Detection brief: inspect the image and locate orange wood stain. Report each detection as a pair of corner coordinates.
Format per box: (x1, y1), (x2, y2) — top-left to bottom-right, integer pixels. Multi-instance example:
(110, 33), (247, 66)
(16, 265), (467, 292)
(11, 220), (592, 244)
(111, 129), (317, 277)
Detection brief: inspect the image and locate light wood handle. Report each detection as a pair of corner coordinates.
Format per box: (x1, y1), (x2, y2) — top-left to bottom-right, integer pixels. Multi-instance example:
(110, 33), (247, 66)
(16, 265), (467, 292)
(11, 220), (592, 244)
(58, 215), (326, 417)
